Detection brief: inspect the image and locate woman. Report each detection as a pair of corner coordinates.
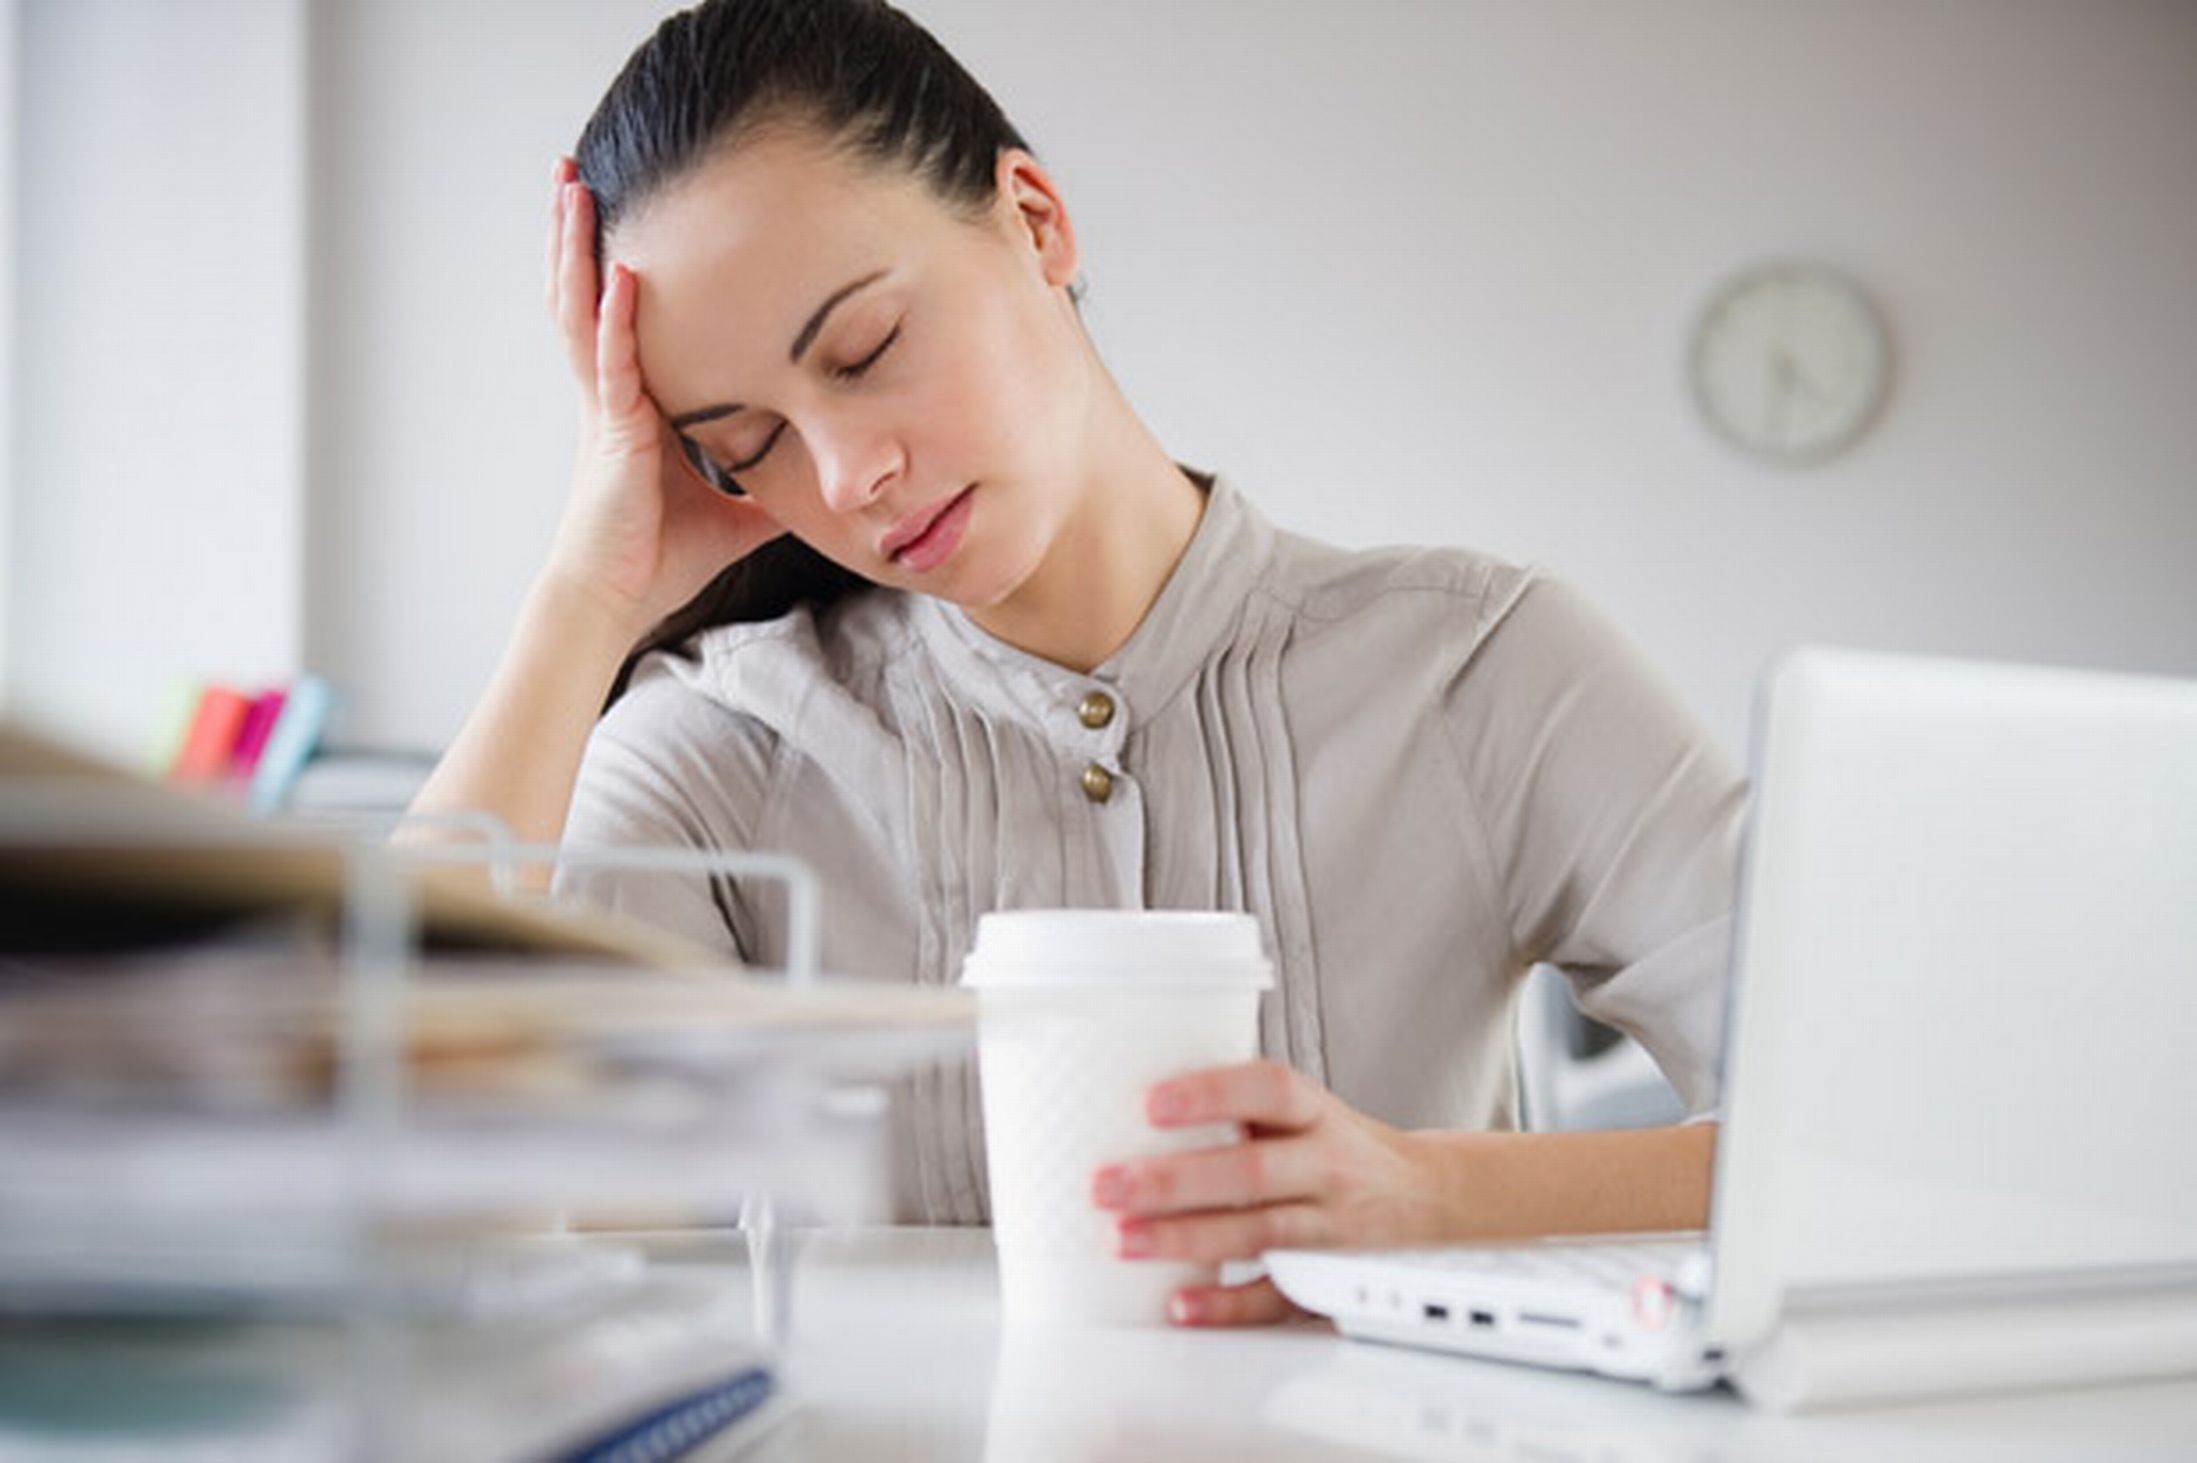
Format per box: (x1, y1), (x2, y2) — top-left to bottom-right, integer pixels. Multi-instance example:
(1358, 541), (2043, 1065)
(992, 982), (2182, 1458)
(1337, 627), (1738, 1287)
(410, 0), (1744, 1328)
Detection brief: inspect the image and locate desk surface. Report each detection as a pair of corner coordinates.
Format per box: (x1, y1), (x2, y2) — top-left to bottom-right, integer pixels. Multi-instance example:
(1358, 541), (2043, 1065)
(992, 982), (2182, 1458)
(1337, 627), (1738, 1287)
(628, 1226), (2197, 1462)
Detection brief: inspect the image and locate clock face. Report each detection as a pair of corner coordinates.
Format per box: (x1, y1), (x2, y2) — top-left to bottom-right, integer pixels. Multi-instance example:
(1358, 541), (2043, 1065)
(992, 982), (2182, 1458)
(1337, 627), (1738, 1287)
(1689, 263), (1890, 465)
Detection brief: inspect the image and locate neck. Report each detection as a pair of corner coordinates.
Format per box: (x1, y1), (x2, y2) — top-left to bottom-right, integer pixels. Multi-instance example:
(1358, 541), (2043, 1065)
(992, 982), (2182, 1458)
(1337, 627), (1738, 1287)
(964, 374), (1206, 674)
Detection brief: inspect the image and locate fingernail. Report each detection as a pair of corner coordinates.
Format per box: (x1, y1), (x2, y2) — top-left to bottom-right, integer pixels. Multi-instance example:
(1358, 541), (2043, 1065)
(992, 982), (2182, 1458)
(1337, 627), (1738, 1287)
(1149, 1087), (1185, 1123)
(1117, 1224), (1153, 1259)
(1169, 1292), (1200, 1325)
(1092, 1166), (1129, 1209)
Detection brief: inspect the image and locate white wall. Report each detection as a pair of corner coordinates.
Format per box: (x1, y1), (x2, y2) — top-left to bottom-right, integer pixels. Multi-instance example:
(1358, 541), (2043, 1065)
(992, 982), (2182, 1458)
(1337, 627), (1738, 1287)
(5, 0), (305, 766)
(13, 0), (2197, 762)
(0, 0), (17, 709)
(937, 0), (2197, 752)
(303, 0), (655, 756)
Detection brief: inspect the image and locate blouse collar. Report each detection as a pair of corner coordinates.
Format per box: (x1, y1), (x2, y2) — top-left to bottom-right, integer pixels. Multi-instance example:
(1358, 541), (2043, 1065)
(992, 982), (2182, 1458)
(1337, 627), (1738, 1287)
(912, 467), (1275, 747)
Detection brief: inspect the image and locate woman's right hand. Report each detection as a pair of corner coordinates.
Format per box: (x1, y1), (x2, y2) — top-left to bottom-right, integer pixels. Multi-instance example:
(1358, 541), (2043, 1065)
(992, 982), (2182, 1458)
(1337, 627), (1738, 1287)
(540, 156), (785, 638)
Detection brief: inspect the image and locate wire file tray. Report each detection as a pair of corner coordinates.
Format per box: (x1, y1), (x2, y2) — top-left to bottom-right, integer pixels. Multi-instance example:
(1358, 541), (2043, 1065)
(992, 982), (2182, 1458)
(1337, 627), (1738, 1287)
(0, 781), (967, 1331)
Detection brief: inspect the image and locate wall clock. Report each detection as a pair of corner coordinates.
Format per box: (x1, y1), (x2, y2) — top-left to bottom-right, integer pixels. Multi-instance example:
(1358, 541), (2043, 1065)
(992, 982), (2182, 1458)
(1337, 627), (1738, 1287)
(1688, 261), (1891, 466)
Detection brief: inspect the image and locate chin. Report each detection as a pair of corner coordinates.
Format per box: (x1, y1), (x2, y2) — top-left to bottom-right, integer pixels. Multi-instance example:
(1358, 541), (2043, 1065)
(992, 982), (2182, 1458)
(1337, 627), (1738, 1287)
(952, 523), (1052, 611)
(931, 560), (1024, 612)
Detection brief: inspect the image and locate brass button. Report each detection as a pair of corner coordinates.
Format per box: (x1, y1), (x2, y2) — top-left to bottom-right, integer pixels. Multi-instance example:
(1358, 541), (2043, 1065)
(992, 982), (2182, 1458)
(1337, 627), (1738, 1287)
(1081, 762), (1114, 803)
(1077, 690), (1116, 730)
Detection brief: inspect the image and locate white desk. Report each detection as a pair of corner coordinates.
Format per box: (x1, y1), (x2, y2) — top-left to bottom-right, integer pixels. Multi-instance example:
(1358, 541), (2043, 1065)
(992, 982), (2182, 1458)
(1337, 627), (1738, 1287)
(628, 1226), (2197, 1461)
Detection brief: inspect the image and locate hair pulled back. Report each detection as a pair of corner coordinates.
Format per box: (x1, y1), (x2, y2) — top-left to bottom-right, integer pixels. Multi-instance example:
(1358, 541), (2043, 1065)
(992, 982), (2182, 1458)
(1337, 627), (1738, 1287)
(575, 0), (1035, 708)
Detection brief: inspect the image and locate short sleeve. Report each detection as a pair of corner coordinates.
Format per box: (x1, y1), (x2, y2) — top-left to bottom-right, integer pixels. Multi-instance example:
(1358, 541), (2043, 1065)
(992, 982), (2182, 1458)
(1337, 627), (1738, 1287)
(550, 657), (776, 961)
(1443, 573), (1747, 1118)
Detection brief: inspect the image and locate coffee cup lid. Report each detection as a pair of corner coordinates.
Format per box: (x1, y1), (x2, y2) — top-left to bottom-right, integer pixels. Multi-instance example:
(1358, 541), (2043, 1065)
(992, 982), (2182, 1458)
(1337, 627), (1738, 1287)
(959, 909), (1274, 989)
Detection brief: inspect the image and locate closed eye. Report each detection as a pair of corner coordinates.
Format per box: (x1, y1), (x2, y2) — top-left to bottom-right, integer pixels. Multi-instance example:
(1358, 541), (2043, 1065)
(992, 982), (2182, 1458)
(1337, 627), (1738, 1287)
(677, 433), (749, 496)
(832, 322), (901, 383)
(719, 322), (903, 479)
(727, 422), (784, 475)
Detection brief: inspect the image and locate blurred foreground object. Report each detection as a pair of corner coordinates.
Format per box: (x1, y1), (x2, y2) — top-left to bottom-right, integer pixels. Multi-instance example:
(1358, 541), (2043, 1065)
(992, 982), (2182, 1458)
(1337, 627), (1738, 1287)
(0, 718), (969, 1458)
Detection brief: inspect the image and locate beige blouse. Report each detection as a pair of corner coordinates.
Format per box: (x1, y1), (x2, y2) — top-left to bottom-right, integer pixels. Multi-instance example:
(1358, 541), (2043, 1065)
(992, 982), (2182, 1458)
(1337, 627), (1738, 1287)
(552, 470), (1747, 1224)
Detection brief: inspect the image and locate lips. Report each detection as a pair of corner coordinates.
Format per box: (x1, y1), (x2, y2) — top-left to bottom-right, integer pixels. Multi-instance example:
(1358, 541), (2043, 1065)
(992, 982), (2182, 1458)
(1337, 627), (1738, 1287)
(880, 485), (974, 563)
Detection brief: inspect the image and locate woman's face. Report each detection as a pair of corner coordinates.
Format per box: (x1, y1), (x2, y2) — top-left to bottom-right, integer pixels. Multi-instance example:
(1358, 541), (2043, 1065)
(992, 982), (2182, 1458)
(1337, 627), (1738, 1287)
(611, 124), (1092, 610)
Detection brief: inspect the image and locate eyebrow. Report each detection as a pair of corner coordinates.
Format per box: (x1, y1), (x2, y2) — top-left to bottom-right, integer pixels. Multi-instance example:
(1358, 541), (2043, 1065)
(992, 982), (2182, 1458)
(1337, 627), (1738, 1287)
(666, 267), (890, 430)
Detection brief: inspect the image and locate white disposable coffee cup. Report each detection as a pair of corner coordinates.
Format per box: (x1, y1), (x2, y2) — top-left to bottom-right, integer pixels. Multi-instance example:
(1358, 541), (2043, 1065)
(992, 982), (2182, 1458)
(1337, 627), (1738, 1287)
(960, 910), (1273, 1327)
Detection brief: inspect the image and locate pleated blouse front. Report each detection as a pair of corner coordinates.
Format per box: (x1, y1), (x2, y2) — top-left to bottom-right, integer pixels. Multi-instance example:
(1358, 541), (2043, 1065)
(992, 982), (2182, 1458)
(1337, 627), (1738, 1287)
(554, 470), (1747, 1225)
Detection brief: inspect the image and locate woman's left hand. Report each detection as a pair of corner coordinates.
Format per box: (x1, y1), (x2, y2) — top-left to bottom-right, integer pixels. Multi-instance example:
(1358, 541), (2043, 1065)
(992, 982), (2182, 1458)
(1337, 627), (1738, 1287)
(1090, 1059), (1460, 1328)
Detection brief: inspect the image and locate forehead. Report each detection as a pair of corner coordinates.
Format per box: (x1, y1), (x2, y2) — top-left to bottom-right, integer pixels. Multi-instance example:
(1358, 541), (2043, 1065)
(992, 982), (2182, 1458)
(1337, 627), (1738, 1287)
(612, 129), (964, 409)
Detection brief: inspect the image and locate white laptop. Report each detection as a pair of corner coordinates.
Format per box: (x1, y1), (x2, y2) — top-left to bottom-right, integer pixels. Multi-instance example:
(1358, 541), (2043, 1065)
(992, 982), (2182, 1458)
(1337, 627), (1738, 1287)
(1266, 647), (2197, 1409)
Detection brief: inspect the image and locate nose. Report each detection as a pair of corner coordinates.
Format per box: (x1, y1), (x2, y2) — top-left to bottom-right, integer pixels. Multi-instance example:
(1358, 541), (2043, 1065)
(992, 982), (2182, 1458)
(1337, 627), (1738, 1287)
(810, 416), (902, 516)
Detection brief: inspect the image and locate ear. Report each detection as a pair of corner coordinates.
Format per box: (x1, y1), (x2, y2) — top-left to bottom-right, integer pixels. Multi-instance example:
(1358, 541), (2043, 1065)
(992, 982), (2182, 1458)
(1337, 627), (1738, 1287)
(994, 147), (1080, 291)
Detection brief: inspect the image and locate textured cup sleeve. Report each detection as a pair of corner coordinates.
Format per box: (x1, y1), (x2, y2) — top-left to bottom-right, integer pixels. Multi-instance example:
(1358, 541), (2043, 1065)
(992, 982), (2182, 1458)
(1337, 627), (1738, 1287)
(1442, 573), (1747, 1119)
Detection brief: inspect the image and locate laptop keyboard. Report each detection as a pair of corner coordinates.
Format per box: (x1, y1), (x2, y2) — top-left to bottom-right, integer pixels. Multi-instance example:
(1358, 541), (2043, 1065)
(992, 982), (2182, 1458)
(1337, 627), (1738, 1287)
(1382, 1239), (1706, 1295)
